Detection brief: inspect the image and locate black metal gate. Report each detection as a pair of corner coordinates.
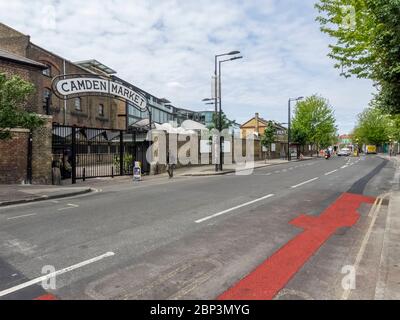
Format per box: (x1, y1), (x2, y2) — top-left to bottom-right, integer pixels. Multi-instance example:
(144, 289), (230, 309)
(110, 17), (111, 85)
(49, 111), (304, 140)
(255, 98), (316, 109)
(52, 125), (149, 183)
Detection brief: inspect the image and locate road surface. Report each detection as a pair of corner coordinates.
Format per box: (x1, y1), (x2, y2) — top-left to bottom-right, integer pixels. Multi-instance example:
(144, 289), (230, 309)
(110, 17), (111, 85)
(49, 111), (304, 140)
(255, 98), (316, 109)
(0, 155), (395, 300)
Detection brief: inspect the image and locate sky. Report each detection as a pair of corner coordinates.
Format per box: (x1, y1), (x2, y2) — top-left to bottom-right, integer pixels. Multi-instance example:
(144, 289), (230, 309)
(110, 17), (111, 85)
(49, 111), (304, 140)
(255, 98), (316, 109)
(0, 0), (375, 133)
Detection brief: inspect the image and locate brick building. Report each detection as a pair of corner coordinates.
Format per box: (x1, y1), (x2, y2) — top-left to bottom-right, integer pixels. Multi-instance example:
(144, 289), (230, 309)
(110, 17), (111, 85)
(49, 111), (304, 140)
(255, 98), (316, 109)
(0, 23), (125, 130)
(240, 113), (288, 159)
(0, 49), (53, 184)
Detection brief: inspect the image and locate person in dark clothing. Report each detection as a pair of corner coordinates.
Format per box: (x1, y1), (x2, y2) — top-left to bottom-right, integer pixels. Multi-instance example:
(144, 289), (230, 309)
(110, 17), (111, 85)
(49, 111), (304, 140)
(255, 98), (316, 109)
(167, 151), (176, 179)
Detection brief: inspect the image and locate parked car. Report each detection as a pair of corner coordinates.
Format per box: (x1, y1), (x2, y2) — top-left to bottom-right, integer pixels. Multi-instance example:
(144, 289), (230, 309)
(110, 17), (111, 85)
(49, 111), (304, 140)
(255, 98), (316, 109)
(338, 148), (351, 156)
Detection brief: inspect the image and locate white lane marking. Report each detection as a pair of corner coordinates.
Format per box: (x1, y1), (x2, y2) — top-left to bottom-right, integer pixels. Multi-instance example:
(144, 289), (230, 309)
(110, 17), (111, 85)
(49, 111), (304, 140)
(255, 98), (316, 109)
(325, 169), (338, 176)
(7, 213), (37, 220)
(341, 165), (348, 169)
(57, 204), (79, 211)
(0, 251), (115, 298)
(195, 194), (275, 223)
(290, 177), (319, 189)
(342, 197), (385, 300)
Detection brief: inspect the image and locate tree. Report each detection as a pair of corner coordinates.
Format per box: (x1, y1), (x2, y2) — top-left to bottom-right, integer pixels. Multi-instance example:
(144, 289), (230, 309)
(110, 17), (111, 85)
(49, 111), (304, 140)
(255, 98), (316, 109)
(291, 95), (338, 151)
(207, 111), (235, 130)
(389, 114), (400, 143)
(0, 73), (45, 139)
(352, 106), (392, 145)
(315, 0), (400, 114)
(261, 121), (276, 159)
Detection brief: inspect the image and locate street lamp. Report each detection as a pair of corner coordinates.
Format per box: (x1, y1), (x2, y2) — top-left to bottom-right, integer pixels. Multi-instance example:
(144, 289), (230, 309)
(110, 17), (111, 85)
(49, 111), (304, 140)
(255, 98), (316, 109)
(287, 96), (304, 161)
(218, 56), (243, 171)
(213, 51), (241, 171)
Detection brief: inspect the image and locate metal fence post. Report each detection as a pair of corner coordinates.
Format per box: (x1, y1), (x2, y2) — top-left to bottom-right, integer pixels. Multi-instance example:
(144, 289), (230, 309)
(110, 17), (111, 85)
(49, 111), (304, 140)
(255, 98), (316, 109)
(71, 126), (77, 184)
(120, 131), (124, 176)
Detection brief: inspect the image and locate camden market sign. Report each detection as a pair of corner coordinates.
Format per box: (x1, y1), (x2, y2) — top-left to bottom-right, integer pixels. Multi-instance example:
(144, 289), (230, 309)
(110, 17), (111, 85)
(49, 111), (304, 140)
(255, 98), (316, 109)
(52, 75), (147, 109)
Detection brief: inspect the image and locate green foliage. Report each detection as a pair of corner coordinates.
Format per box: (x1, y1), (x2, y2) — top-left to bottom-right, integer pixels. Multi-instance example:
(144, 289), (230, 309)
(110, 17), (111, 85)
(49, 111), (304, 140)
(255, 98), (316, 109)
(315, 0), (400, 114)
(261, 121), (276, 158)
(0, 73), (45, 139)
(291, 95), (338, 149)
(388, 114), (400, 143)
(207, 112), (235, 130)
(291, 127), (308, 146)
(352, 106), (392, 145)
(114, 153), (134, 174)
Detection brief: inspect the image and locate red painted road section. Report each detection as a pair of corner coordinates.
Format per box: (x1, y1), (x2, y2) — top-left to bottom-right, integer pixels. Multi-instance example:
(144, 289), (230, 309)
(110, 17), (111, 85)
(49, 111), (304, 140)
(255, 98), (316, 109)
(34, 294), (58, 300)
(218, 192), (375, 300)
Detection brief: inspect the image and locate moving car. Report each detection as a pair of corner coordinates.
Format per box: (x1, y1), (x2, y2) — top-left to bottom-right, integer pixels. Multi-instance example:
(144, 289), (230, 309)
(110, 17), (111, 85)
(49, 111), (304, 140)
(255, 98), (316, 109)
(338, 148), (351, 156)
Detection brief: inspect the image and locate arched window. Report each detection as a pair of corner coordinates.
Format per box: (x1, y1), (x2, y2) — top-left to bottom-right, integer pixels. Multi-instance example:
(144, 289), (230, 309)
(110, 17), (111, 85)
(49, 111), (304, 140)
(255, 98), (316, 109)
(98, 104), (104, 116)
(42, 64), (52, 77)
(43, 88), (52, 115)
(74, 98), (81, 111)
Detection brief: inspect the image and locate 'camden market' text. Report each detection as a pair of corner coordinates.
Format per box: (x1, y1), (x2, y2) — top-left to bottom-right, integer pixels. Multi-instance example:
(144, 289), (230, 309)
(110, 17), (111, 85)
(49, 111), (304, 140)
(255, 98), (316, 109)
(55, 77), (147, 109)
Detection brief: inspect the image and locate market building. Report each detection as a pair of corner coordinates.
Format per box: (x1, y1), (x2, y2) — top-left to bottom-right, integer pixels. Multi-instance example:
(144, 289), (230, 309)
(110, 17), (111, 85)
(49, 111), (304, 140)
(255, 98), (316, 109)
(0, 22), (207, 184)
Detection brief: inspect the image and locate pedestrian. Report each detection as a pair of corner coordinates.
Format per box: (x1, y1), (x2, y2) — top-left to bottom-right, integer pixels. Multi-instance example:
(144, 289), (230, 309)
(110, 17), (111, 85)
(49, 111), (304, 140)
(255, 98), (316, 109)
(167, 152), (176, 179)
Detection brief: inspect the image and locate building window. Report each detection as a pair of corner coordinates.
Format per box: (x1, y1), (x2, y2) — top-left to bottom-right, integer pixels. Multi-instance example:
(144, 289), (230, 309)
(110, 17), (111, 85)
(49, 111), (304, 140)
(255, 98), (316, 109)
(74, 98), (81, 111)
(98, 104), (105, 116)
(42, 64), (52, 77)
(43, 88), (52, 115)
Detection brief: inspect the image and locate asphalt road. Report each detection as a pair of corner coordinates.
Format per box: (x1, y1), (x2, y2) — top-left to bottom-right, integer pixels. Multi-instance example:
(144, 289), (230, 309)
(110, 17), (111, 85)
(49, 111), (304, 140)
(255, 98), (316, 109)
(0, 155), (395, 300)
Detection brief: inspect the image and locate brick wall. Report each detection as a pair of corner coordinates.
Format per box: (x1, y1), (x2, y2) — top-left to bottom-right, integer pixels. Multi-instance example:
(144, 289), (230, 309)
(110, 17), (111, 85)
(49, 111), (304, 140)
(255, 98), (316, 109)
(32, 116), (53, 184)
(0, 129), (29, 184)
(0, 118), (53, 185)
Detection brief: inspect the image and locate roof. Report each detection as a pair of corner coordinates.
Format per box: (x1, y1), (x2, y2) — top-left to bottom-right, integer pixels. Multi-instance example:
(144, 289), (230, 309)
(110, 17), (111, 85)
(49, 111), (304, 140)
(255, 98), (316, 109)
(0, 48), (47, 69)
(74, 59), (117, 75)
(241, 116), (287, 130)
(240, 116), (269, 128)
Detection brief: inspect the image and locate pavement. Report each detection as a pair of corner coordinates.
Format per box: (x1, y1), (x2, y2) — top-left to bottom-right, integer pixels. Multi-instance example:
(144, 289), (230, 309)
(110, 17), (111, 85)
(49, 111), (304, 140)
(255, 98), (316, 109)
(0, 154), (398, 300)
(0, 185), (92, 207)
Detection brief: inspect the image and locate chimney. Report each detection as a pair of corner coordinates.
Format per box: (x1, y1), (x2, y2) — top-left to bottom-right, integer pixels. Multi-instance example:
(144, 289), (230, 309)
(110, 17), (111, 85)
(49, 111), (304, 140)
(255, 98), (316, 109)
(255, 113), (260, 136)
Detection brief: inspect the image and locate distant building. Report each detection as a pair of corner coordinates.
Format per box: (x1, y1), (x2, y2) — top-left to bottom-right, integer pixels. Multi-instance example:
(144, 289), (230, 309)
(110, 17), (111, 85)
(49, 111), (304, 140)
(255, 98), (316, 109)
(198, 110), (214, 128)
(240, 113), (287, 139)
(240, 113), (288, 158)
(338, 134), (353, 146)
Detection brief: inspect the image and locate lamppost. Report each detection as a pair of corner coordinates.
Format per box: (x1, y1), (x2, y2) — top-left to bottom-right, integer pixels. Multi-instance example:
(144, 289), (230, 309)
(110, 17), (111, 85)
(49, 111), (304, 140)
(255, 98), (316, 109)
(218, 56), (243, 171)
(213, 51), (240, 171)
(288, 97), (304, 161)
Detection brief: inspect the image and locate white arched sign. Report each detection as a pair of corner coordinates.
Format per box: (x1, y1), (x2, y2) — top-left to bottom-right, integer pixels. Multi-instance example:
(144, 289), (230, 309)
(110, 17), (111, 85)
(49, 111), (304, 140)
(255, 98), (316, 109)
(52, 75), (147, 110)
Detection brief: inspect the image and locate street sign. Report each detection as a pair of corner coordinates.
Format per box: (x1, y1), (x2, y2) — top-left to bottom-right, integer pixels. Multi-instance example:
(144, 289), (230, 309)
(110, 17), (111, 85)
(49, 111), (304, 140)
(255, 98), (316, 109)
(133, 161), (142, 181)
(52, 75), (147, 110)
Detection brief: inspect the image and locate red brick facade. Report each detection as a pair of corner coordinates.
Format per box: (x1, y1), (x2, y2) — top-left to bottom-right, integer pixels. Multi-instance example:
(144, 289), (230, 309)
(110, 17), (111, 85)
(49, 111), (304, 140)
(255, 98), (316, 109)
(0, 129), (29, 184)
(0, 23), (126, 130)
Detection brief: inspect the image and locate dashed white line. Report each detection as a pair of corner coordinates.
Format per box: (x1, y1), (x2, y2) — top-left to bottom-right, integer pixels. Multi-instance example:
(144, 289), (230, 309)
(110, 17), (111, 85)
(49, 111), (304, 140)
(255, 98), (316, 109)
(325, 169), (338, 176)
(290, 177), (319, 189)
(341, 165), (348, 169)
(0, 251), (115, 297)
(7, 213), (37, 220)
(195, 194), (275, 223)
(57, 204), (79, 211)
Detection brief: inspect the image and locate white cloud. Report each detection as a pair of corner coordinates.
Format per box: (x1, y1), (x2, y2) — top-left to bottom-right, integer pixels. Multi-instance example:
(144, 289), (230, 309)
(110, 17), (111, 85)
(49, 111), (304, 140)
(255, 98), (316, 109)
(0, 0), (374, 133)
